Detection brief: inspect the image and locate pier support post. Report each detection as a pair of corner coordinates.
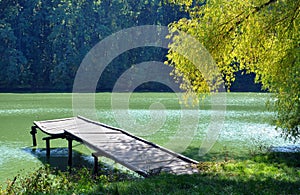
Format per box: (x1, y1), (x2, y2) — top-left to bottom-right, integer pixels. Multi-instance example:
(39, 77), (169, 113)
(42, 135), (66, 158)
(42, 137), (51, 157)
(45, 139), (50, 157)
(67, 138), (73, 168)
(30, 126), (37, 147)
(92, 153), (98, 176)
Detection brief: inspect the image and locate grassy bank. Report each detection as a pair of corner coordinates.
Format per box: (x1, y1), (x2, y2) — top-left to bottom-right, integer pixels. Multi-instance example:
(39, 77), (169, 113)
(1, 152), (299, 194)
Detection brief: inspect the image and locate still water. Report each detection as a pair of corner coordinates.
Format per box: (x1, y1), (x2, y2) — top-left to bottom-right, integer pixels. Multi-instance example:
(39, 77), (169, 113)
(0, 93), (298, 185)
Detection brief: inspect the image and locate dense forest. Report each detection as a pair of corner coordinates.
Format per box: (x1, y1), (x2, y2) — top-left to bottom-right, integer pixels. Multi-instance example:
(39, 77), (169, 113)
(0, 0), (261, 92)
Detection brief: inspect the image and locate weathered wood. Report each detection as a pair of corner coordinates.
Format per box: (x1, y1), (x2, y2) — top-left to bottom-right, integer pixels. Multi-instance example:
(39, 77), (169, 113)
(127, 156), (179, 164)
(42, 135), (66, 157)
(92, 153), (99, 175)
(45, 139), (50, 157)
(67, 138), (73, 167)
(72, 131), (122, 135)
(30, 126), (37, 147)
(92, 151), (148, 177)
(32, 116), (199, 176)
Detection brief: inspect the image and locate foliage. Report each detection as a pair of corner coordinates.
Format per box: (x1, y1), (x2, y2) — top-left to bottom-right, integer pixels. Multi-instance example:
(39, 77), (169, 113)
(0, 165), (97, 194)
(166, 0), (300, 140)
(0, 0), (186, 91)
(0, 163), (137, 195)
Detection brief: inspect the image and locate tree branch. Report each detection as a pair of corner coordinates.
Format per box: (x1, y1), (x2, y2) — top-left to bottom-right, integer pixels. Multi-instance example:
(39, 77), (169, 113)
(226, 0), (278, 34)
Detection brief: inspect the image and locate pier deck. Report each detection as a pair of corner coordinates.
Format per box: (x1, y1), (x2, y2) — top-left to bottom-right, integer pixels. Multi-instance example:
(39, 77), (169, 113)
(30, 116), (199, 177)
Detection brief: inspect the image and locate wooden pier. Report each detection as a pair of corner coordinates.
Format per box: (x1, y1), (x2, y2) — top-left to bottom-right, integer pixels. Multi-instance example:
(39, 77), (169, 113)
(30, 116), (199, 177)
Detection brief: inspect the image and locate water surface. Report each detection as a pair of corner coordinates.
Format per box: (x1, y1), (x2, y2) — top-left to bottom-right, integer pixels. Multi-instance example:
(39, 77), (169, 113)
(0, 93), (298, 185)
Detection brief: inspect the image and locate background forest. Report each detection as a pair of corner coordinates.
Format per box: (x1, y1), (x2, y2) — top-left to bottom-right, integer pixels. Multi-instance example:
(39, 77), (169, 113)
(0, 0), (261, 92)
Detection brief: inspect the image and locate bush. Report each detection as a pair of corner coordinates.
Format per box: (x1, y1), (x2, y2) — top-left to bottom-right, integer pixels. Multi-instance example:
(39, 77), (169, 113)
(1, 165), (100, 195)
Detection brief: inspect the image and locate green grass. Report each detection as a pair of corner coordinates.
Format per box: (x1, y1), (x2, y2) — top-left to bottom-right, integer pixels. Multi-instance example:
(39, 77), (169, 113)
(1, 152), (299, 194)
(106, 152), (300, 195)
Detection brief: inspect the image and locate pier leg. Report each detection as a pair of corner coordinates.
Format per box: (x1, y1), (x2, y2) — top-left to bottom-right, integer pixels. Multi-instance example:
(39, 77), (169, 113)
(67, 138), (73, 168)
(92, 153), (98, 176)
(30, 126), (37, 147)
(45, 138), (50, 157)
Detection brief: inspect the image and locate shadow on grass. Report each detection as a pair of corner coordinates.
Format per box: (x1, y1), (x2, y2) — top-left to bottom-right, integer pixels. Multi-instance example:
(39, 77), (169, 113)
(104, 149), (300, 194)
(252, 151), (300, 167)
(107, 172), (300, 195)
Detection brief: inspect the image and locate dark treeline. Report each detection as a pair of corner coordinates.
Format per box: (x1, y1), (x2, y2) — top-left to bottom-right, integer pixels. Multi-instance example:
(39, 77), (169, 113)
(0, 0), (261, 92)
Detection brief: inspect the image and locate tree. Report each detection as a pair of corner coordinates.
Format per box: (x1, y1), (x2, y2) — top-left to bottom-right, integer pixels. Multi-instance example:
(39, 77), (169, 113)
(0, 4), (28, 88)
(0, 0), (187, 91)
(166, 0), (299, 140)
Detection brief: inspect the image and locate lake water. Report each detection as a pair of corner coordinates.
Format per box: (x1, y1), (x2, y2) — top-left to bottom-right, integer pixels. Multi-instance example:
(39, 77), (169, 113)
(0, 93), (298, 185)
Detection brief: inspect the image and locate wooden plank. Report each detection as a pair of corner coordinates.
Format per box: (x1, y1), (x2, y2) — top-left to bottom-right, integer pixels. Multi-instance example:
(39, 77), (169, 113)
(85, 141), (135, 145)
(131, 161), (190, 172)
(38, 123), (77, 131)
(92, 143), (154, 151)
(77, 133), (134, 139)
(77, 137), (136, 144)
(96, 145), (172, 158)
(34, 117), (75, 125)
(68, 126), (121, 134)
(71, 131), (122, 134)
(86, 138), (138, 144)
(115, 155), (175, 163)
(101, 149), (173, 162)
(36, 119), (76, 127)
(130, 158), (185, 166)
(39, 125), (76, 131)
(128, 159), (180, 167)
